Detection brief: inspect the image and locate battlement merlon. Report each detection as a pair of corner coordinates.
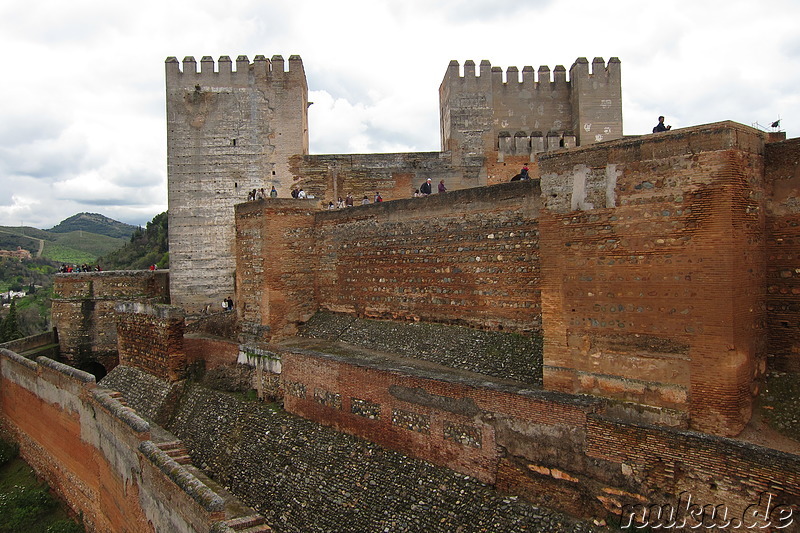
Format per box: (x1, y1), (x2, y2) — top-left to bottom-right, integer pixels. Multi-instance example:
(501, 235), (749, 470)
(441, 57), (619, 88)
(568, 56), (621, 86)
(165, 54), (307, 90)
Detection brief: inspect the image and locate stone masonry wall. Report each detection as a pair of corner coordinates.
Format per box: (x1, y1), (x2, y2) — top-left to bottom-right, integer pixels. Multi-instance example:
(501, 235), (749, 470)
(166, 54), (308, 313)
(765, 137), (800, 371)
(115, 302), (187, 382)
(51, 270), (169, 371)
(277, 347), (800, 524)
(0, 348), (229, 533)
(312, 181), (542, 332)
(236, 183), (544, 342)
(538, 122), (768, 437)
(288, 152), (465, 206)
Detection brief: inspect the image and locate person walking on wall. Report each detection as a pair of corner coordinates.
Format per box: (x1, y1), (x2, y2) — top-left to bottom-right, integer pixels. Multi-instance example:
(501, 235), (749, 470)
(520, 166), (530, 180)
(420, 178), (432, 195)
(270, 186), (278, 198)
(653, 116), (671, 133)
(438, 179), (447, 193)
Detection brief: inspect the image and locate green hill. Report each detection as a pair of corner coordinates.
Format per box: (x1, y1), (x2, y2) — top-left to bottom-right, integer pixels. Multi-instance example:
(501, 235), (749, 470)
(0, 213), (136, 264)
(48, 212), (137, 239)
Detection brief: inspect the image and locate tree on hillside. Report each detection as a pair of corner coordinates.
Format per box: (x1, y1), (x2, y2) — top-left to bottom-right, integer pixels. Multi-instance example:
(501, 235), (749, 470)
(1, 299), (23, 343)
(98, 211), (169, 270)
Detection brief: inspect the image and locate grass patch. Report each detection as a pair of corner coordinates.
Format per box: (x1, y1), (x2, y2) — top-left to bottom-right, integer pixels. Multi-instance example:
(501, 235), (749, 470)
(0, 439), (83, 533)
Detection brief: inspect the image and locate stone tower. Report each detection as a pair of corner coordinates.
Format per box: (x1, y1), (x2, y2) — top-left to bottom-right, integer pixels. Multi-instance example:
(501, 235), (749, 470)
(439, 57), (622, 167)
(165, 55), (308, 312)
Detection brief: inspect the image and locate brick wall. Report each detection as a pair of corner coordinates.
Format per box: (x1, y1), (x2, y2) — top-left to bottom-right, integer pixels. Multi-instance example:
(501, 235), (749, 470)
(236, 180), (544, 341)
(278, 347), (800, 524)
(51, 271), (169, 371)
(115, 302), (186, 382)
(765, 138), (800, 371)
(0, 348), (229, 532)
(235, 199), (318, 341)
(236, 122), (788, 437)
(538, 122), (768, 436)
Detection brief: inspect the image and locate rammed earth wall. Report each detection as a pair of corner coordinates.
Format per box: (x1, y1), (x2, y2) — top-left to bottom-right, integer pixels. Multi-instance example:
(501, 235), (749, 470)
(0, 348), (230, 533)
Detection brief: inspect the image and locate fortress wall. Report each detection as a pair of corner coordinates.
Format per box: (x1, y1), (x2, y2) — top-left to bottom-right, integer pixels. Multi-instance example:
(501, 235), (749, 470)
(312, 180), (542, 332)
(167, 55), (308, 313)
(281, 346), (603, 486)
(288, 151), (467, 204)
(235, 199), (318, 341)
(52, 271), (170, 370)
(0, 348), (228, 533)
(538, 122), (768, 436)
(765, 137), (800, 371)
(280, 347), (800, 523)
(236, 182), (544, 341)
(115, 302), (186, 382)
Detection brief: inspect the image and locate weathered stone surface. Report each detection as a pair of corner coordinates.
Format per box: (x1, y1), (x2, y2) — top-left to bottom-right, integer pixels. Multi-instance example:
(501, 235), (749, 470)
(299, 310), (543, 385)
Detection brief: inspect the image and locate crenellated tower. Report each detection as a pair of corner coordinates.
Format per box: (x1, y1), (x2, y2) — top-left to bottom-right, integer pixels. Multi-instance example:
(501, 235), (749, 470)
(165, 54), (308, 312)
(439, 57), (622, 170)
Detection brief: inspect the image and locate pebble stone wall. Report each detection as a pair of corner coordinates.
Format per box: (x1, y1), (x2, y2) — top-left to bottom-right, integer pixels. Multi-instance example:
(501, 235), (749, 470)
(163, 382), (599, 533)
(298, 310), (543, 385)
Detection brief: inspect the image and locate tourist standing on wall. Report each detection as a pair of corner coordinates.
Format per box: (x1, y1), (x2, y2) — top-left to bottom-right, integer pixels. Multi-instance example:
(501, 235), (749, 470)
(270, 186), (278, 198)
(420, 178), (432, 195)
(653, 116), (671, 132)
(438, 180), (447, 193)
(345, 193), (354, 207)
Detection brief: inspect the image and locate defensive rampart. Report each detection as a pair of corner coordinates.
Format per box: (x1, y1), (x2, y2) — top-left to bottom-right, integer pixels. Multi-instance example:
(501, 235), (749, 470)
(275, 344), (799, 525)
(765, 136), (800, 371)
(235, 121), (800, 438)
(0, 347), (239, 533)
(51, 270), (169, 374)
(235, 180), (542, 341)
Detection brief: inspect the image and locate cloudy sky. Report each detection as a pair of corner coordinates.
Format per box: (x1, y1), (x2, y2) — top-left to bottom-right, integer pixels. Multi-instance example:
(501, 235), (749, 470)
(1, 0), (798, 229)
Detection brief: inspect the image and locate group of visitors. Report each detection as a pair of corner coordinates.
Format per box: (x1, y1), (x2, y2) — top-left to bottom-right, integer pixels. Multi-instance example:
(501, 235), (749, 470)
(327, 194), (357, 210)
(59, 264), (101, 273)
(222, 297), (234, 310)
(291, 186), (308, 199)
(415, 178), (447, 196)
(248, 186), (278, 200)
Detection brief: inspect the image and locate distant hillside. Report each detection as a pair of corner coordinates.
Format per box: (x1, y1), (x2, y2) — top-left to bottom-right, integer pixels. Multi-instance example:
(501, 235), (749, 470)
(48, 212), (137, 239)
(0, 212), (134, 264)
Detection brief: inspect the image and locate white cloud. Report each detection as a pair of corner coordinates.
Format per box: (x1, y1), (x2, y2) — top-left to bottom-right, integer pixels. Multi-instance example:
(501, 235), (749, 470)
(1, 0), (799, 228)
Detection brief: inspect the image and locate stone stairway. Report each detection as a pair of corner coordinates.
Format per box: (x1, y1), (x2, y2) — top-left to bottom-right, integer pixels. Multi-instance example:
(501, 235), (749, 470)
(223, 514), (272, 532)
(107, 390), (127, 406)
(155, 440), (192, 465)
